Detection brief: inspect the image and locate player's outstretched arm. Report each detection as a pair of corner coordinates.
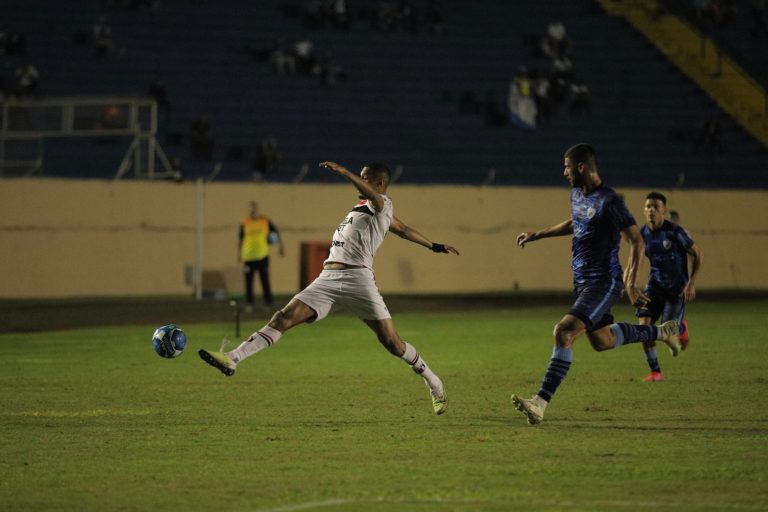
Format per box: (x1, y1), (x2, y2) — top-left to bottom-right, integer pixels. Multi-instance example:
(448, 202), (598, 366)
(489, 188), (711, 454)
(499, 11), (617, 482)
(319, 161), (384, 210)
(621, 224), (650, 308)
(389, 216), (460, 255)
(517, 218), (573, 247)
(684, 243), (703, 301)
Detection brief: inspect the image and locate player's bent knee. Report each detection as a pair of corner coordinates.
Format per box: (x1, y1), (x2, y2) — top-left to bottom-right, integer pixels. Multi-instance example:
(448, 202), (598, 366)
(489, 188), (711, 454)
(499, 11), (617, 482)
(269, 309), (295, 331)
(553, 322), (577, 347)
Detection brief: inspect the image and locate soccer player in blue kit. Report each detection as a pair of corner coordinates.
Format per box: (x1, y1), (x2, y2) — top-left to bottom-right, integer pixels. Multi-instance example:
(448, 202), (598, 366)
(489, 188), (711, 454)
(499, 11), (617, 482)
(511, 144), (682, 425)
(636, 192), (703, 382)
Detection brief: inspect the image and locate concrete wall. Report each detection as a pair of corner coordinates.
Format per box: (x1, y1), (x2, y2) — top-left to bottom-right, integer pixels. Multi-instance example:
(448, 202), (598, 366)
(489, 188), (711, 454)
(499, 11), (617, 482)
(1, 178), (766, 298)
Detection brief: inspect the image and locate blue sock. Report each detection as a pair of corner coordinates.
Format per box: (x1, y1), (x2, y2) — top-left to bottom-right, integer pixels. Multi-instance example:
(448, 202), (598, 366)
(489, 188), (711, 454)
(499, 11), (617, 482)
(644, 347), (661, 373)
(612, 323), (658, 347)
(537, 346), (572, 403)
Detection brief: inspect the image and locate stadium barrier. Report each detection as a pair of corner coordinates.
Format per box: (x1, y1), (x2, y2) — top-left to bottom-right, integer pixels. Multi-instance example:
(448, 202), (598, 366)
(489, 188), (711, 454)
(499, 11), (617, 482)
(1, 178), (766, 298)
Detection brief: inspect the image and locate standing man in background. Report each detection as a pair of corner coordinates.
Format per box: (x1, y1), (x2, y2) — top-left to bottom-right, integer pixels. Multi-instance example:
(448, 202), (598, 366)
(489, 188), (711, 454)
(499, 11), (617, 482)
(240, 201), (284, 312)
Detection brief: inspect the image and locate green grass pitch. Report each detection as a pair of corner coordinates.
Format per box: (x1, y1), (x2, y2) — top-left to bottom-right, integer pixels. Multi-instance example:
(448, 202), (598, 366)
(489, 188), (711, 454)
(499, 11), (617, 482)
(1, 299), (767, 512)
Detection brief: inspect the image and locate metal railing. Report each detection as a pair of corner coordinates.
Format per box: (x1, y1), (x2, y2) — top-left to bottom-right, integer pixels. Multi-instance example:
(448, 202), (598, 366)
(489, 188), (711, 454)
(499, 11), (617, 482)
(0, 96), (174, 178)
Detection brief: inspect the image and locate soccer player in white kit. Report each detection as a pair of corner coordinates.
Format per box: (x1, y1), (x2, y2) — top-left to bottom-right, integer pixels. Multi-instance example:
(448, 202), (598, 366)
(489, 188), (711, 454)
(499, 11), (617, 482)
(199, 161), (460, 415)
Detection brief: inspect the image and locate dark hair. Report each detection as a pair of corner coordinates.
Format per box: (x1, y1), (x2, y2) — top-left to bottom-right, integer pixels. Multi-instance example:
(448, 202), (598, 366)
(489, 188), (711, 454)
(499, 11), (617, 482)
(564, 143), (596, 166)
(646, 191), (667, 204)
(363, 162), (391, 186)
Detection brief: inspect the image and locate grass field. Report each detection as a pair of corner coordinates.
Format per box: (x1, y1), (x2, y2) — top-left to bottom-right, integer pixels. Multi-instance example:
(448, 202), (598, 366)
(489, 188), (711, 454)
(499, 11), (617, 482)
(1, 299), (767, 512)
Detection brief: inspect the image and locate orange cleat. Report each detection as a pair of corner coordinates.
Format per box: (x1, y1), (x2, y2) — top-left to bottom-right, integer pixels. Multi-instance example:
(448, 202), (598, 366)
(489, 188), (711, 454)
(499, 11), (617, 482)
(643, 371), (664, 382)
(679, 319), (689, 350)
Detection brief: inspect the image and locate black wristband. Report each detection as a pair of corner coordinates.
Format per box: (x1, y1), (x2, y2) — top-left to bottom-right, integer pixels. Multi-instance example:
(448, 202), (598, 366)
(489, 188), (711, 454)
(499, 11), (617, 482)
(431, 243), (446, 253)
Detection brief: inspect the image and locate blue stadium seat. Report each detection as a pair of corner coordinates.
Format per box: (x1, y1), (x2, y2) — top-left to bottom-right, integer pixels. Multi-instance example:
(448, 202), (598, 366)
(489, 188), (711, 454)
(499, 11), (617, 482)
(3, 0), (766, 186)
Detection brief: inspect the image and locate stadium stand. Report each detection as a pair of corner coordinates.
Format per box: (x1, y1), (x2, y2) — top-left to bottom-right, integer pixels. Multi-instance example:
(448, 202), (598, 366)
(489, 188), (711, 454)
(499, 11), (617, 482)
(659, 0), (768, 88)
(2, 0), (766, 187)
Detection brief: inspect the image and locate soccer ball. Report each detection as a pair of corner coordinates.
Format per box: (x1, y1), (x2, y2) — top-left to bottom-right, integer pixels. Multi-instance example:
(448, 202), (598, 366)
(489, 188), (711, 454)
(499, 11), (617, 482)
(152, 324), (187, 358)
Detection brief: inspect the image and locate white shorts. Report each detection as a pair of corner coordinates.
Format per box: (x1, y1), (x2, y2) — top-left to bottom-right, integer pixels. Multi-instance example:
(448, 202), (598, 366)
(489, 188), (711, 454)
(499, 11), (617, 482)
(293, 268), (391, 322)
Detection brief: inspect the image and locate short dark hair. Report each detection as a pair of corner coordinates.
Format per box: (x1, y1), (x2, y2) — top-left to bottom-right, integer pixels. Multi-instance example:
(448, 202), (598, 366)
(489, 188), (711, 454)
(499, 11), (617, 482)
(363, 162), (391, 186)
(646, 191), (667, 204)
(564, 143), (597, 166)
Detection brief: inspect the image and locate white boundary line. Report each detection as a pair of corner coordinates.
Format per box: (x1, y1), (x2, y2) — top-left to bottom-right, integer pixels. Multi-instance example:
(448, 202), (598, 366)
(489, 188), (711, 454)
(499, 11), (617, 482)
(253, 499), (355, 512)
(251, 497), (768, 512)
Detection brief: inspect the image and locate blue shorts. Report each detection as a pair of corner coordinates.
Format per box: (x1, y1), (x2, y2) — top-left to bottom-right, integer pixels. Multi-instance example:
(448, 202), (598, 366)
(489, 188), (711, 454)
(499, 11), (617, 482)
(636, 285), (686, 325)
(569, 277), (623, 332)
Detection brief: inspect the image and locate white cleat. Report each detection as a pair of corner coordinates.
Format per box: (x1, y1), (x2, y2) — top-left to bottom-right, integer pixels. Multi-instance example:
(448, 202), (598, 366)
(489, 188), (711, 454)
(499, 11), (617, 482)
(431, 389), (448, 415)
(198, 337), (238, 376)
(511, 394), (545, 425)
(657, 320), (682, 357)
(426, 380), (448, 415)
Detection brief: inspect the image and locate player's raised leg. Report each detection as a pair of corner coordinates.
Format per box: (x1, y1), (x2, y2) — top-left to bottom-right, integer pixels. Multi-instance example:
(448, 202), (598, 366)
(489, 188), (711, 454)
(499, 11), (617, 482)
(198, 297), (315, 376)
(586, 319), (681, 356)
(365, 318), (447, 415)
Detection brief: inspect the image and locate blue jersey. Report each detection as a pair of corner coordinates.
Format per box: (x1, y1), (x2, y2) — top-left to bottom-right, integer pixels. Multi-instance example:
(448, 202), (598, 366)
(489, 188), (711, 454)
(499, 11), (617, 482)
(642, 220), (694, 293)
(571, 185), (636, 286)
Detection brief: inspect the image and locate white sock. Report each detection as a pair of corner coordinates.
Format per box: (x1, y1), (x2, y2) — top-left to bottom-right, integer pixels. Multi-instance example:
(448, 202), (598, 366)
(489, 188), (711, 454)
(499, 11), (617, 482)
(228, 326), (282, 364)
(401, 341), (443, 393)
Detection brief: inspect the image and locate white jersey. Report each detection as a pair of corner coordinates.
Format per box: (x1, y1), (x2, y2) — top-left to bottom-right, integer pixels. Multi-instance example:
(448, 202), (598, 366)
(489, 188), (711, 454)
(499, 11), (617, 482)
(325, 195), (393, 269)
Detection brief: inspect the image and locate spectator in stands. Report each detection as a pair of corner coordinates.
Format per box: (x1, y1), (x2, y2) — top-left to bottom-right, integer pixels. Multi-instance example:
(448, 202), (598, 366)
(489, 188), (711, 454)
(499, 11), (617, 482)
(534, 75), (552, 126)
(147, 79), (171, 119)
(696, 0), (736, 28)
(547, 75), (569, 107)
(293, 38), (315, 74)
(301, 0), (326, 28)
(91, 16), (122, 57)
(692, 116), (723, 154)
(540, 21), (570, 59)
(426, 0), (444, 33)
(551, 56), (574, 81)
(270, 39), (297, 75)
(669, 210), (681, 225)
(508, 70), (537, 129)
(254, 135), (281, 175)
(170, 157), (183, 182)
(569, 81), (591, 117)
(332, 0), (350, 29)
(377, 2), (398, 31)
(0, 28), (26, 56)
(397, 0), (418, 32)
(317, 50), (347, 85)
(751, 0), (768, 38)
(191, 113), (216, 161)
(15, 62), (39, 96)
(514, 66), (533, 98)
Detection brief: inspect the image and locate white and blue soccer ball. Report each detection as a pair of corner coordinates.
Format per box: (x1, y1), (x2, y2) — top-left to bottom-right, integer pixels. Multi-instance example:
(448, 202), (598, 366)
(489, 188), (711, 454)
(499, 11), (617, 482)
(152, 324), (187, 358)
